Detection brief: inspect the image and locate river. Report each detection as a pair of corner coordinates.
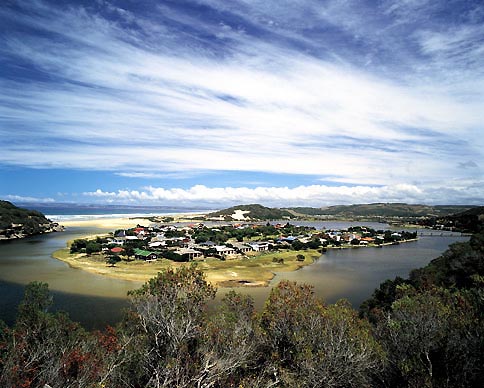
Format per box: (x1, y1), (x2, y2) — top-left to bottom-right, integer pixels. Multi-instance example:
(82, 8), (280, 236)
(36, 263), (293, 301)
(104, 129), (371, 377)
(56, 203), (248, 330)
(0, 223), (469, 329)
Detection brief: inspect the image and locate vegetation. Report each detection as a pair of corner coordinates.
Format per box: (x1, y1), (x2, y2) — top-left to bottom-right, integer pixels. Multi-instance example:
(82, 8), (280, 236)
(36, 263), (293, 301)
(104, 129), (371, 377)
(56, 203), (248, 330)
(288, 203), (475, 218)
(1, 222), (482, 386)
(207, 204), (294, 221)
(0, 201), (60, 238)
(359, 229), (484, 387)
(418, 205), (484, 233)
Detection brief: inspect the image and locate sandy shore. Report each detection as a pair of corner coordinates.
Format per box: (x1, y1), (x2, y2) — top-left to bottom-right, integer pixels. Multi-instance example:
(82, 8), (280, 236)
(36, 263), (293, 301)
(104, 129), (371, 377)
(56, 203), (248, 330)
(60, 217), (152, 229)
(58, 213), (207, 229)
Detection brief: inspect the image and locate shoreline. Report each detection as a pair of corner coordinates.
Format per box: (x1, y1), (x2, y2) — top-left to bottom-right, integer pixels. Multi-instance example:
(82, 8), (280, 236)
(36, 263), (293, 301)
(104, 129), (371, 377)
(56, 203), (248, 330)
(51, 238), (419, 287)
(52, 245), (321, 287)
(50, 215), (419, 287)
(58, 213), (207, 230)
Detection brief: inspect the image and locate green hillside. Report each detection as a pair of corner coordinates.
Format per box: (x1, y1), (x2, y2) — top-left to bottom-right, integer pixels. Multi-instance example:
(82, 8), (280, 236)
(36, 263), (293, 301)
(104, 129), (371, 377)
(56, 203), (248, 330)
(207, 204), (294, 221)
(424, 205), (484, 233)
(288, 203), (474, 218)
(0, 200), (61, 239)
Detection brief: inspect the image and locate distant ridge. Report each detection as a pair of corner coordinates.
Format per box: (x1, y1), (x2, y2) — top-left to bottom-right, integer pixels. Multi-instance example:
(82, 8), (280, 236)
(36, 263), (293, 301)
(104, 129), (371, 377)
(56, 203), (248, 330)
(287, 203), (475, 218)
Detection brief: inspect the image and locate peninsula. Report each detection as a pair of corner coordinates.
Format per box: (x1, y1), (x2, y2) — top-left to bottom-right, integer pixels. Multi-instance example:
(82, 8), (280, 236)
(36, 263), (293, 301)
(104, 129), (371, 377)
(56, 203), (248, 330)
(53, 218), (417, 287)
(0, 200), (64, 241)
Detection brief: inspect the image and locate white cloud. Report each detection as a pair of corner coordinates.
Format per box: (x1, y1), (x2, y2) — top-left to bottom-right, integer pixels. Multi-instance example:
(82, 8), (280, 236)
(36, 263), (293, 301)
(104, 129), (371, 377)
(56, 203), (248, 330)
(0, 0), (483, 204)
(83, 182), (484, 206)
(3, 195), (55, 203)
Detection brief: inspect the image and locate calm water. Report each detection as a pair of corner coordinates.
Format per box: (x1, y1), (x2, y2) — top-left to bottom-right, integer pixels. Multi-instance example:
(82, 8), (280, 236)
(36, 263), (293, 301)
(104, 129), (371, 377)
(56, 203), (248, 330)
(0, 223), (468, 329)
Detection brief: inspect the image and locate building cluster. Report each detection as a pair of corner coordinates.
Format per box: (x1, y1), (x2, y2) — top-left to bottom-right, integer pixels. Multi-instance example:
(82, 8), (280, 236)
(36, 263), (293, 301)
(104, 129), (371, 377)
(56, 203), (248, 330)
(106, 222), (282, 261)
(98, 222), (414, 262)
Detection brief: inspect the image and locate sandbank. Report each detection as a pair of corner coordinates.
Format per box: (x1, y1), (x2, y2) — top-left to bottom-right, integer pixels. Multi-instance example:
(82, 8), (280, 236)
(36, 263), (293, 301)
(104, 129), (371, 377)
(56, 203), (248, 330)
(58, 213), (207, 229)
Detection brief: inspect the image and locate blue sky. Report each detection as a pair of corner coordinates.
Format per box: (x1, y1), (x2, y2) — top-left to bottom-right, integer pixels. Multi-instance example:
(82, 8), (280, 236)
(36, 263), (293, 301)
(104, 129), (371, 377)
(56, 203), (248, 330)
(1, 0), (483, 207)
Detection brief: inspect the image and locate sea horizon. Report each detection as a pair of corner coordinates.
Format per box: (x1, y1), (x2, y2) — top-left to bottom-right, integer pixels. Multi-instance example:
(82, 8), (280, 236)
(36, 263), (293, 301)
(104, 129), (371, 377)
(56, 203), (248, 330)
(13, 202), (216, 222)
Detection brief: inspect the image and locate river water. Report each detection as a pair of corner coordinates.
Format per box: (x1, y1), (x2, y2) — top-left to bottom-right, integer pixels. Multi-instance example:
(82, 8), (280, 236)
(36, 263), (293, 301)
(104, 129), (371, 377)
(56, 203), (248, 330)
(0, 222), (468, 329)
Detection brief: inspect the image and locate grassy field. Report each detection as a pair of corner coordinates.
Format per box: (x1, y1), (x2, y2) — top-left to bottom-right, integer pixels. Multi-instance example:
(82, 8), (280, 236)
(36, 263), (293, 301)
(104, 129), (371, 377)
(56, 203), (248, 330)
(52, 246), (322, 286)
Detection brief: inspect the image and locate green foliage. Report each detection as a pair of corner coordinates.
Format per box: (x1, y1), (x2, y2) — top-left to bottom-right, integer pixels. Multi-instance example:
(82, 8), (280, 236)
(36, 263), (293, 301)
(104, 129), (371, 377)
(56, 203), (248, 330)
(292, 203), (475, 218)
(409, 230), (484, 289)
(70, 239), (87, 253)
(2, 228), (483, 387)
(260, 281), (385, 387)
(0, 200), (53, 235)
(85, 241), (101, 255)
(374, 287), (484, 387)
(162, 250), (187, 262)
(1, 282), (99, 387)
(106, 255), (121, 267)
(361, 229), (484, 387)
(207, 203), (294, 220)
(110, 267), (217, 386)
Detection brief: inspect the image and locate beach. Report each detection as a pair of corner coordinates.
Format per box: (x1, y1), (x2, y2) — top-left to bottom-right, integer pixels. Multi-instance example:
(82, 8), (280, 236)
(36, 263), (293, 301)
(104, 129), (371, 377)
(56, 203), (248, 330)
(56, 213), (206, 229)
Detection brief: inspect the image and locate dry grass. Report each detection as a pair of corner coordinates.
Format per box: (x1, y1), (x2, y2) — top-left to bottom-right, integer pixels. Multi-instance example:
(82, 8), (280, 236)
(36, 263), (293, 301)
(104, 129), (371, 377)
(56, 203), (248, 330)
(52, 247), (322, 286)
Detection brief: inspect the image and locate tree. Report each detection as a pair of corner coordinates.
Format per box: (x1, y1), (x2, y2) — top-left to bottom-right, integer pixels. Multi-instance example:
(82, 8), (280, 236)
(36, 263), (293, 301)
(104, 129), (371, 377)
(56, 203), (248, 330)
(375, 286), (451, 387)
(291, 240), (304, 251)
(375, 285), (484, 388)
(260, 281), (385, 387)
(105, 266), (216, 387)
(296, 254), (305, 262)
(106, 255), (121, 267)
(199, 291), (260, 387)
(85, 241), (101, 255)
(0, 282), (101, 388)
(70, 239), (87, 253)
(124, 245), (135, 260)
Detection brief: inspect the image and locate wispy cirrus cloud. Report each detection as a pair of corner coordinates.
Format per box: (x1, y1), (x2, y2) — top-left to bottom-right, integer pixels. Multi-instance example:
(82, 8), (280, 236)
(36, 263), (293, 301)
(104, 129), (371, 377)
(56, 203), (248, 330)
(0, 0), (483, 204)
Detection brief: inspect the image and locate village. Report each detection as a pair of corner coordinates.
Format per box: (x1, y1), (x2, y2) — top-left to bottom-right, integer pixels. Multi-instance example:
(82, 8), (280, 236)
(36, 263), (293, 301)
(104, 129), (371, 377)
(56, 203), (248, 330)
(68, 221), (418, 265)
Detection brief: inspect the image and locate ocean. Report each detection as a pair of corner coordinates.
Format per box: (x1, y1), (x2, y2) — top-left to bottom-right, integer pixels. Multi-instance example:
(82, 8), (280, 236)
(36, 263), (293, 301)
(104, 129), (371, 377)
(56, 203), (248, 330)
(17, 203), (214, 221)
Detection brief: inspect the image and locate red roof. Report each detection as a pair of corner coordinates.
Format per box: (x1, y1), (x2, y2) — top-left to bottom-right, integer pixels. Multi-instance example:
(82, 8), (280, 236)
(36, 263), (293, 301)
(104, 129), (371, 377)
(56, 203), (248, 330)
(110, 247), (124, 253)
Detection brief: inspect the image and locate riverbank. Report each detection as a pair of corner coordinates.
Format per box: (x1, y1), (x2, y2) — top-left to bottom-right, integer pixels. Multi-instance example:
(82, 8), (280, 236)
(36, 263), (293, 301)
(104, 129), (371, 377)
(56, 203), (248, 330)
(325, 238), (419, 250)
(52, 246), (321, 287)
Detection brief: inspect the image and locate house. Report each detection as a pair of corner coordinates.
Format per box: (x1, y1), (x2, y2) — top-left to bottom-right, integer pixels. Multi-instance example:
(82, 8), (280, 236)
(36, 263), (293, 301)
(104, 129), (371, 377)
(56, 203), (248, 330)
(113, 237), (125, 245)
(115, 230), (126, 238)
(134, 227), (146, 235)
(280, 236), (297, 242)
(175, 248), (203, 261)
(215, 245), (236, 256)
(149, 241), (166, 248)
(134, 249), (159, 260)
(247, 242), (270, 252)
(232, 242), (253, 253)
(199, 241), (216, 247)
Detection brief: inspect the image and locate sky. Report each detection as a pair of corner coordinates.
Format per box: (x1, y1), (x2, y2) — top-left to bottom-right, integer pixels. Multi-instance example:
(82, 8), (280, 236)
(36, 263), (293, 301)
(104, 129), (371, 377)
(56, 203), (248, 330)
(0, 0), (483, 207)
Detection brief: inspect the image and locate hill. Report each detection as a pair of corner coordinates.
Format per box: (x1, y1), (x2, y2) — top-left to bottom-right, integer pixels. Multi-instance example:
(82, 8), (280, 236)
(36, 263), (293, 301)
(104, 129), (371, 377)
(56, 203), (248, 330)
(0, 200), (63, 240)
(288, 203), (474, 218)
(206, 204), (294, 221)
(420, 205), (484, 233)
